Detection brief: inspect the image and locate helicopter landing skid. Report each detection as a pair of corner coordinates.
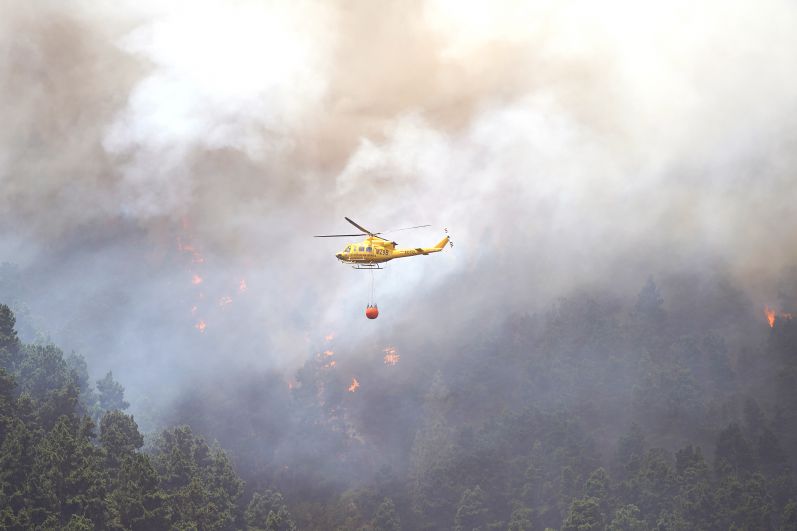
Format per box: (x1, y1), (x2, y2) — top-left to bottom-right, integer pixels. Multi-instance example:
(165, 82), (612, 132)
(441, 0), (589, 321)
(352, 263), (383, 270)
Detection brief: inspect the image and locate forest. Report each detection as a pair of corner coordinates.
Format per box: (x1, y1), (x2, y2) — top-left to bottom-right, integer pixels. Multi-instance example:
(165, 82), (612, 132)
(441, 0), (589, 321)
(1, 270), (796, 530)
(3, 1), (797, 529)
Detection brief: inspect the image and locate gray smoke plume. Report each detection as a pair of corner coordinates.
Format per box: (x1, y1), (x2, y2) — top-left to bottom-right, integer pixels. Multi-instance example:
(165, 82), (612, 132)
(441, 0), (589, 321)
(2, 0), (797, 433)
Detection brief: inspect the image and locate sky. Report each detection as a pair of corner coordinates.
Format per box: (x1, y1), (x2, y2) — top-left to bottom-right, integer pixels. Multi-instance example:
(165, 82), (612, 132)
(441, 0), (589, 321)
(1, 0), (797, 412)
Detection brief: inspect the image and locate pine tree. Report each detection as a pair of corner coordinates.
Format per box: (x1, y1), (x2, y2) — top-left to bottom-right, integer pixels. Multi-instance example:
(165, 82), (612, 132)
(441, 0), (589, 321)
(562, 497), (604, 531)
(152, 425), (244, 530)
(99, 409), (168, 528)
(0, 304), (20, 371)
(66, 353), (97, 418)
(454, 486), (489, 531)
(373, 497), (400, 531)
(607, 504), (645, 531)
(96, 371), (129, 413)
(245, 489), (297, 531)
(28, 416), (108, 528)
(507, 506), (533, 531)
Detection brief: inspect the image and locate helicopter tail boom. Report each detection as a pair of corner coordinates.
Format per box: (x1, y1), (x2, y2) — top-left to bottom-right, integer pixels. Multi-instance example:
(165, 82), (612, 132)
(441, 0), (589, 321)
(404, 236), (449, 257)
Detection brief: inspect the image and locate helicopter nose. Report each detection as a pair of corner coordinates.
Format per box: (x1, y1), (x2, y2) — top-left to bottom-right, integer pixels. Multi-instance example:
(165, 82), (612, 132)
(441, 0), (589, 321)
(336, 253), (343, 260)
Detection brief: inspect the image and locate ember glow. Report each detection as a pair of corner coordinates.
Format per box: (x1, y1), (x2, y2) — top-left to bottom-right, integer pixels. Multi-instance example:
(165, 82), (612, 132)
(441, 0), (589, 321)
(194, 320), (207, 333)
(176, 238), (205, 264)
(219, 296), (233, 307)
(383, 347), (400, 366)
(348, 377), (360, 392)
(323, 350), (334, 357)
(325, 333), (335, 342)
(238, 279), (247, 293)
(192, 274), (203, 285)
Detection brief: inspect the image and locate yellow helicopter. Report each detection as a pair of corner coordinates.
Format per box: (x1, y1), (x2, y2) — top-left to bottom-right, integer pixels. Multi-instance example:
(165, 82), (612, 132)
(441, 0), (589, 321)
(315, 217), (451, 269)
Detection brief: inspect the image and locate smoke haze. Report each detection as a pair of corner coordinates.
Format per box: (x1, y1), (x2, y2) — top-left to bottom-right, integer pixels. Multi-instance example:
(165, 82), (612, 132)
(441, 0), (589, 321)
(2, 0), (797, 488)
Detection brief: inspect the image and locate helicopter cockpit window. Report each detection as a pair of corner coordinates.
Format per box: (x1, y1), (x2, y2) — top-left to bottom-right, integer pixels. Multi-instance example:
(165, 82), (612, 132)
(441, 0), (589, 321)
(344, 246), (350, 252)
(366, 247), (372, 252)
(359, 246), (364, 251)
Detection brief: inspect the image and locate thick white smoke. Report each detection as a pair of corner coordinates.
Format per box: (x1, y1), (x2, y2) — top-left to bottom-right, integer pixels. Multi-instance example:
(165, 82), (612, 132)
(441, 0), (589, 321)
(1, 0), (797, 408)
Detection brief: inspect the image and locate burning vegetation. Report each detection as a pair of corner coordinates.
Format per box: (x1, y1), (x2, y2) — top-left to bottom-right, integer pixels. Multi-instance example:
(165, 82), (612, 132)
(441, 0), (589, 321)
(320, 349), (336, 369)
(383, 346), (400, 366)
(765, 305), (793, 328)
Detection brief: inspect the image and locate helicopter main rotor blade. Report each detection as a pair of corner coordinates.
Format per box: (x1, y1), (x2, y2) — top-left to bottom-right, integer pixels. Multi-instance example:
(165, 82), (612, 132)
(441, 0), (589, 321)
(344, 217), (376, 236)
(376, 224), (432, 234)
(313, 233), (367, 238)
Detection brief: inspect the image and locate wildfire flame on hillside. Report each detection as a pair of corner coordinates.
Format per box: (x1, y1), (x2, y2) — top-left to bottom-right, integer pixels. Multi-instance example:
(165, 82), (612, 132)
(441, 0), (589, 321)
(348, 377), (360, 392)
(765, 306), (793, 328)
(178, 221), (211, 333)
(320, 350), (336, 369)
(765, 306), (776, 327)
(383, 346), (400, 366)
(176, 221), (251, 333)
(177, 238), (205, 264)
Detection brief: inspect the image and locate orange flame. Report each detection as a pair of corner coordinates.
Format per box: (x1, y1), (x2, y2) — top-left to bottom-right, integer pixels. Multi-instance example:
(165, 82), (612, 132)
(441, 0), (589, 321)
(765, 306), (777, 328)
(383, 346), (400, 366)
(192, 274), (203, 285)
(320, 349), (336, 368)
(194, 320), (207, 333)
(764, 306), (794, 328)
(239, 279), (248, 293)
(348, 377), (360, 392)
(325, 333), (335, 341)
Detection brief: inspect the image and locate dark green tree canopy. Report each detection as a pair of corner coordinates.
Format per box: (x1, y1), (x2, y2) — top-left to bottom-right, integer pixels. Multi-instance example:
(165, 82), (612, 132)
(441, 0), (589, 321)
(2, 263), (797, 530)
(100, 410), (144, 460)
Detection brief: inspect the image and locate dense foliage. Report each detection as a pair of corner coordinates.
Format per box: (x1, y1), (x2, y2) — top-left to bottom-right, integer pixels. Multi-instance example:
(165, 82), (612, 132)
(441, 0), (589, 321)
(0, 304), (293, 530)
(2, 270), (797, 530)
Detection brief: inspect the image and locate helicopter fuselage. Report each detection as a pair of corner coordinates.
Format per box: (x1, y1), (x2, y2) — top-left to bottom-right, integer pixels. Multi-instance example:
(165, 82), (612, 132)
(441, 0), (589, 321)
(336, 236), (449, 265)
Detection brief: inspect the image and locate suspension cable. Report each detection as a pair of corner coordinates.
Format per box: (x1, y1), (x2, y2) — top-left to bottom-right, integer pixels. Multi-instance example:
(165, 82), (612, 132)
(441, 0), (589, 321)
(370, 268), (375, 305)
